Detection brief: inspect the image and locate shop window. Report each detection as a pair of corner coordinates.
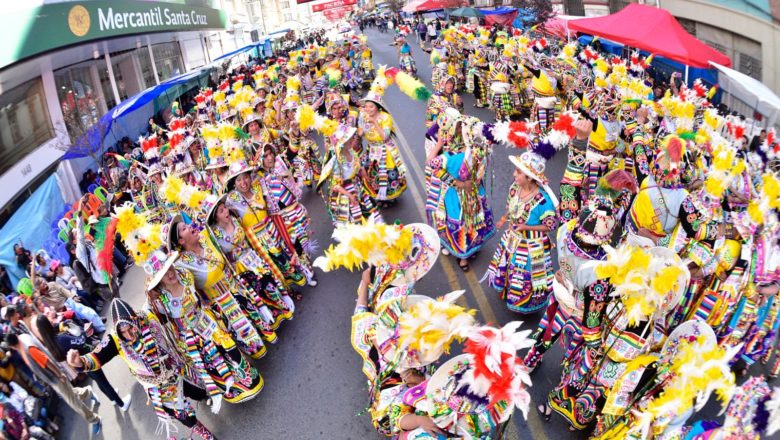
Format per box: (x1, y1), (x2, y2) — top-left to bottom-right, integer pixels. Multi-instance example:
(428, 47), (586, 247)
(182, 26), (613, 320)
(152, 42), (185, 82)
(738, 53), (762, 80)
(138, 47), (157, 88)
(0, 78), (54, 175)
(54, 63), (105, 141)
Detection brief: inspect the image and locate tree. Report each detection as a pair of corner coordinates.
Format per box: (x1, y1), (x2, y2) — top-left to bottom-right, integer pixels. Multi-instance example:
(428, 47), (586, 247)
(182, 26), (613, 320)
(513, 0), (555, 28)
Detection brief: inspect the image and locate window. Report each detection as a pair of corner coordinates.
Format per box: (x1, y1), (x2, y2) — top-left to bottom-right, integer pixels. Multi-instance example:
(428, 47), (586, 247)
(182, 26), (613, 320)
(0, 78), (54, 175)
(54, 63), (105, 141)
(738, 53), (762, 80)
(284, 13), (293, 21)
(152, 42), (185, 82)
(281, 1), (290, 8)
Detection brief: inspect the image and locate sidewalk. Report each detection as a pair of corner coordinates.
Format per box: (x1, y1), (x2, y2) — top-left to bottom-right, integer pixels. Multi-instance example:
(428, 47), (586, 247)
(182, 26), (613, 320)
(58, 266), (173, 440)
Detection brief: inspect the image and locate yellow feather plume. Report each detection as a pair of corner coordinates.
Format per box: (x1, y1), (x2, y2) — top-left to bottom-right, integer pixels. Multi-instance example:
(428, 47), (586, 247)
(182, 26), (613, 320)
(217, 122), (236, 142)
(393, 70), (431, 101)
(114, 203), (162, 264)
(398, 291), (476, 366)
(320, 118), (339, 137)
(159, 175), (209, 211)
(312, 220), (413, 272)
(297, 104), (316, 132)
(286, 76), (301, 92)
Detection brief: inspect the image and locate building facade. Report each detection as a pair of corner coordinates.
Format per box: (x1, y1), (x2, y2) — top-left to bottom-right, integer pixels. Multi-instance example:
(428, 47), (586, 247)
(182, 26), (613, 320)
(245, 0), (316, 36)
(660, 0), (779, 92)
(0, 0), (234, 225)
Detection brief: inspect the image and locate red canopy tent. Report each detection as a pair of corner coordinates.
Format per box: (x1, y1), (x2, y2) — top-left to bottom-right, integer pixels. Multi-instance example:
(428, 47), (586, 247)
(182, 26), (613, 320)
(402, 0), (463, 12)
(568, 4), (731, 68)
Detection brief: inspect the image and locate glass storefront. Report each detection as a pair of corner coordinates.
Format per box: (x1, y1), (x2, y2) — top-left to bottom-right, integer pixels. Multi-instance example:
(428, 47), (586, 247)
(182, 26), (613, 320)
(52, 41), (184, 141)
(0, 78), (54, 175)
(54, 62), (106, 141)
(153, 42), (185, 81)
(137, 47), (157, 89)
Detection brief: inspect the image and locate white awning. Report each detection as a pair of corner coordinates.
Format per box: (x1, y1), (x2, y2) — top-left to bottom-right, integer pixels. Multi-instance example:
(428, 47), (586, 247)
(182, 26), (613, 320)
(710, 61), (780, 127)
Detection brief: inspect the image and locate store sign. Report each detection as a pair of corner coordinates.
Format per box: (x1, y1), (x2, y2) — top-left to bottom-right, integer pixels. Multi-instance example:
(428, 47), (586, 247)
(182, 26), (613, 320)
(312, 0), (357, 13)
(0, 1), (228, 68)
(323, 5), (354, 20)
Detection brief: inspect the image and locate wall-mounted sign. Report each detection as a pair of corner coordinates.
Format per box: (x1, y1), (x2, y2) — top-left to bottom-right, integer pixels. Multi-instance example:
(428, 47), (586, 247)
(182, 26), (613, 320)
(323, 5), (354, 20)
(312, 0), (357, 13)
(1, 1), (228, 69)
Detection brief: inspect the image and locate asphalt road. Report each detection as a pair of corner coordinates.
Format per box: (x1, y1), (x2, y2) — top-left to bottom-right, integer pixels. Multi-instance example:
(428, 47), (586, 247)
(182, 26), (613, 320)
(55, 26), (578, 440)
(59, 27), (775, 440)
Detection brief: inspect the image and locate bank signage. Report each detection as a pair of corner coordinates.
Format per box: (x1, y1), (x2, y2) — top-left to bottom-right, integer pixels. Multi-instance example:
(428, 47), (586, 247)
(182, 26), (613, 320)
(1, 1), (228, 69)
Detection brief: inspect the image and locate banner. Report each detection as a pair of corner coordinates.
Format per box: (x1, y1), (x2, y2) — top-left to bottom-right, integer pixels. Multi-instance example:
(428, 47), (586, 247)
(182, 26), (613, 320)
(312, 0), (357, 12)
(0, 1), (228, 68)
(323, 5), (354, 20)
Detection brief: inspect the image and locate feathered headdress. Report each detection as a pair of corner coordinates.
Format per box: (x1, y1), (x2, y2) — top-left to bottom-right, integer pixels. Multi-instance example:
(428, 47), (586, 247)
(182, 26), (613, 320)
(312, 220), (413, 272)
(114, 203), (163, 264)
(397, 290), (476, 366)
(596, 244), (689, 325)
(295, 103), (339, 137)
(703, 142), (746, 200)
(161, 173), (206, 209)
(745, 172), (780, 230)
(489, 112), (576, 155)
(627, 336), (740, 439)
(462, 322), (534, 421)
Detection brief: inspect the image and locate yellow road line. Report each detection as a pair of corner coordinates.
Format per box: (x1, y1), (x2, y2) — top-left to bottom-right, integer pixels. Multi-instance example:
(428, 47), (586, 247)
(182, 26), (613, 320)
(391, 123), (464, 306)
(391, 124), (498, 325)
(391, 123), (526, 440)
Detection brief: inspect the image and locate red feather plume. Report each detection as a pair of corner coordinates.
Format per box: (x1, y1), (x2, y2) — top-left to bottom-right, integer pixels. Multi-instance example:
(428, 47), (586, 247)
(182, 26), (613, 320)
(667, 136), (683, 162)
(551, 113), (576, 139)
(507, 121), (531, 149)
(96, 218), (117, 274)
(141, 135), (158, 152)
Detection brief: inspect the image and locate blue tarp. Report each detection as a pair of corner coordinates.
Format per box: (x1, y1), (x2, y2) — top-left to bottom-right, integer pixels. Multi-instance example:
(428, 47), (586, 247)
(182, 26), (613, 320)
(213, 42), (264, 62)
(510, 8), (537, 28)
(481, 6), (517, 15)
(61, 67), (213, 160)
(0, 174), (67, 286)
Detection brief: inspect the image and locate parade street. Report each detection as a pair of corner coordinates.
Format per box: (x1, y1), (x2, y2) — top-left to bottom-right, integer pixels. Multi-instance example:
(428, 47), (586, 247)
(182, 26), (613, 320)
(58, 27), (766, 440)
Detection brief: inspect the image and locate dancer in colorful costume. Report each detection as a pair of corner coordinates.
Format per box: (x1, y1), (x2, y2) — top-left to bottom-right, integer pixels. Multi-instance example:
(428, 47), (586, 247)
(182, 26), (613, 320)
(67, 300), (218, 440)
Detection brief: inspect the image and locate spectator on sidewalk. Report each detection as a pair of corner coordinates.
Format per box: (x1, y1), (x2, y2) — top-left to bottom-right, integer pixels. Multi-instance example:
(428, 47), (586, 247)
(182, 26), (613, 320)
(417, 21), (427, 45)
(4, 332), (102, 435)
(33, 280), (104, 334)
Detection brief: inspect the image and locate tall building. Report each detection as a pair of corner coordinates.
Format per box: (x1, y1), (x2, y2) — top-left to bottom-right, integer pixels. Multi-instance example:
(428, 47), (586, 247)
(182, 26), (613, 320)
(245, 0), (315, 35)
(0, 0), (235, 224)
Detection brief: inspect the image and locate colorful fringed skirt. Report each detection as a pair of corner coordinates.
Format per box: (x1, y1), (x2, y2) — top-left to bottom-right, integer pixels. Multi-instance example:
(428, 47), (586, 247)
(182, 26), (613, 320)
(243, 220), (306, 288)
(399, 54), (416, 75)
(329, 179), (382, 227)
(202, 276), (274, 357)
(176, 311), (263, 403)
(425, 167), (495, 259)
(548, 343), (607, 430)
(486, 228), (554, 314)
(366, 141), (407, 201)
(290, 139), (322, 187)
